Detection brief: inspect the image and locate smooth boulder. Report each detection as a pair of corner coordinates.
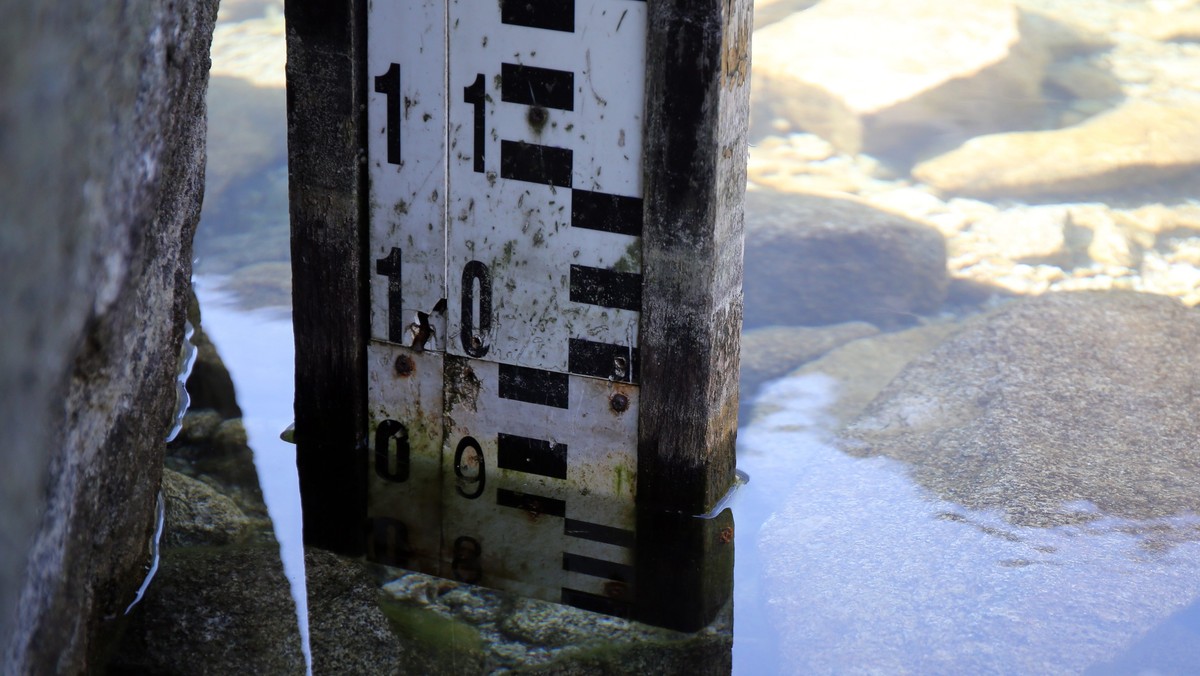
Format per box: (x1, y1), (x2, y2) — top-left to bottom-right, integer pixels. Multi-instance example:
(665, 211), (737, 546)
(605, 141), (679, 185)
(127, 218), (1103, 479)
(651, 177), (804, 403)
(744, 190), (948, 329)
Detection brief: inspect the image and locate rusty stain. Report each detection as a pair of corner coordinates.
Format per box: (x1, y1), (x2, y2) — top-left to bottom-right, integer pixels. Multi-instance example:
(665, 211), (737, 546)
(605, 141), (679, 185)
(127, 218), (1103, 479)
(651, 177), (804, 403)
(394, 354), (414, 377)
(718, 526), (734, 544)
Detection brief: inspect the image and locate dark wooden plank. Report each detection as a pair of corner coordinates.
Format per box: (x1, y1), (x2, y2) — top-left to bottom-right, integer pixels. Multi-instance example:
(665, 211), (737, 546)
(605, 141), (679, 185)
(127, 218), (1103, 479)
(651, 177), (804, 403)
(286, 0), (369, 556)
(635, 0), (751, 631)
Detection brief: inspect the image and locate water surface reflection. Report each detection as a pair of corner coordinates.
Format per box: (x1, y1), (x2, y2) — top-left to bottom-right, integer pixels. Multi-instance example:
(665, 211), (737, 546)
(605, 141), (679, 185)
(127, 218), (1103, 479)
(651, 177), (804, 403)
(736, 372), (1200, 674)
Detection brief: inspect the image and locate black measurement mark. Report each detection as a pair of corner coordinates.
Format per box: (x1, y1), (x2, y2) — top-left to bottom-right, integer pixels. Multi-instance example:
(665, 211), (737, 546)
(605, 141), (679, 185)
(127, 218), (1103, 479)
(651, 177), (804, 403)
(501, 140), (572, 188)
(366, 517), (410, 567)
(375, 247), (404, 343)
(561, 587), (632, 617)
(498, 363), (568, 408)
(460, 261), (492, 357)
(454, 436), (486, 499)
(463, 73), (486, 172)
(564, 519), (636, 548)
(568, 338), (638, 383)
(373, 419), (410, 482)
(498, 433), (567, 480)
(496, 488), (566, 518)
(500, 0), (574, 32)
(569, 265), (642, 311)
(374, 63), (401, 165)
(571, 189), (643, 236)
(501, 63), (574, 111)
(563, 553), (635, 584)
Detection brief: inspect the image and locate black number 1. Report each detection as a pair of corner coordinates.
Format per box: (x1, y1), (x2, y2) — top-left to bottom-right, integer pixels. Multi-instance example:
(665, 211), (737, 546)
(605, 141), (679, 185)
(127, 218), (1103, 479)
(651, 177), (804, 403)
(376, 247), (403, 343)
(463, 73), (485, 172)
(375, 63), (401, 165)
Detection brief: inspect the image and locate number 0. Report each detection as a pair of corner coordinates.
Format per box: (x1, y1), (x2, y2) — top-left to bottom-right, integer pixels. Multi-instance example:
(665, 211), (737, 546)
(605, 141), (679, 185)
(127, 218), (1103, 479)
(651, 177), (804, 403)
(460, 261), (492, 358)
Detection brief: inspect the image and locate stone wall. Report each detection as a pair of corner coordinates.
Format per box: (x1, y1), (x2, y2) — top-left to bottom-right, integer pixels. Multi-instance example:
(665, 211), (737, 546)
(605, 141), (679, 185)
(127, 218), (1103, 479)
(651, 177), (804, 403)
(0, 1), (218, 672)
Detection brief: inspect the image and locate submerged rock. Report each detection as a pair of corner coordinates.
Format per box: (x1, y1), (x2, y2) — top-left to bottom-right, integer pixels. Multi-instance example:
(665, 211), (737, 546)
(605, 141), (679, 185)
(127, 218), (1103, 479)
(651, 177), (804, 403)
(306, 549), (430, 675)
(753, 320), (965, 428)
(843, 290), (1200, 527)
(913, 99), (1200, 198)
(751, 0), (1048, 157)
(739, 322), (880, 406)
(748, 293), (1200, 674)
(744, 189), (948, 329)
(110, 544), (305, 675)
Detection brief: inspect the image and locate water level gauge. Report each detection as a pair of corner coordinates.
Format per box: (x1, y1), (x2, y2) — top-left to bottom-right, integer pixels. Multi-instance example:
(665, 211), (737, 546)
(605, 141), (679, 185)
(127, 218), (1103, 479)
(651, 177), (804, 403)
(287, 0), (752, 632)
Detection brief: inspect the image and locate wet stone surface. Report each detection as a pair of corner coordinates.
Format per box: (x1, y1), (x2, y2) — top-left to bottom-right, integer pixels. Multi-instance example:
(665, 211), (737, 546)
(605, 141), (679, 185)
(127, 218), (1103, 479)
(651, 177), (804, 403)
(842, 290), (1200, 528)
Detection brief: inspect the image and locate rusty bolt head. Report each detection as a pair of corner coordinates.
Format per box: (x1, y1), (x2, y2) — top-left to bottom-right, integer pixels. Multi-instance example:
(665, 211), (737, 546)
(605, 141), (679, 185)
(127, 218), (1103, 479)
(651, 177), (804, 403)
(718, 526), (734, 544)
(394, 355), (415, 377)
(609, 393), (629, 413)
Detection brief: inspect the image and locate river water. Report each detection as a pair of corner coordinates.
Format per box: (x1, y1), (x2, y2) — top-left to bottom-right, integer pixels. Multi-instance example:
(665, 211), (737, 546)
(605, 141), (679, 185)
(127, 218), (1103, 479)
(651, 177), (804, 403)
(195, 0), (1200, 673)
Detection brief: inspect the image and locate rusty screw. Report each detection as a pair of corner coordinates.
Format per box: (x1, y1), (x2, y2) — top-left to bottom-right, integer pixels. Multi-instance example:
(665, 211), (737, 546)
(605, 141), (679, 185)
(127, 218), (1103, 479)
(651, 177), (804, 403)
(394, 354), (415, 377)
(610, 393), (629, 413)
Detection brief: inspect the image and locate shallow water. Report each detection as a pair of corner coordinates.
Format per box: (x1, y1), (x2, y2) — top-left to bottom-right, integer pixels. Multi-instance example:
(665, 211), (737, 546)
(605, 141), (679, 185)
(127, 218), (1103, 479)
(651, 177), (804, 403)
(193, 0), (1200, 672)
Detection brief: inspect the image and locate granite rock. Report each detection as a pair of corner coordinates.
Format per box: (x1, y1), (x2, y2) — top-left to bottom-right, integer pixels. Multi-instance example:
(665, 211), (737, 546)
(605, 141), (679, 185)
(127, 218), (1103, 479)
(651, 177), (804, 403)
(0, 0), (218, 670)
(161, 469), (256, 548)
(842, 291), (1200, 527)
(109, 544), (305, 675)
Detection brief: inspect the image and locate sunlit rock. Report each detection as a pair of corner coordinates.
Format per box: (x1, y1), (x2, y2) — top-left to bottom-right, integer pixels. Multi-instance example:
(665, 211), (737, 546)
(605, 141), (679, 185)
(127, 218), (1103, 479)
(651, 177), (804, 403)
(743, 189), (948, 329)
(842, 290), (1200, 527)
(751, 0), (1049, 157)
(913, 99), (1200, 197)
(752, 0), (820, 30)
(966, 206), (1073, 266)
(1069, 204), (1152, 268)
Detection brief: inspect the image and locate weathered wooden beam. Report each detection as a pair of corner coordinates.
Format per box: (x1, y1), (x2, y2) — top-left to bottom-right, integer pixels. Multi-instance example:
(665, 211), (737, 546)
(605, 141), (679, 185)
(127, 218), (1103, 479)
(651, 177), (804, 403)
(286, 0), (369, 555)
(635, 0), (751, 631)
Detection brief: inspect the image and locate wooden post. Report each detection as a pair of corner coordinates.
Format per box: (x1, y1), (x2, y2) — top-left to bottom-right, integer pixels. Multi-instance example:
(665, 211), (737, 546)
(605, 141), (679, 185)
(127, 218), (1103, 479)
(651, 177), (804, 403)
(636, 0), (751, 631)
(285, 0), (369, 556)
